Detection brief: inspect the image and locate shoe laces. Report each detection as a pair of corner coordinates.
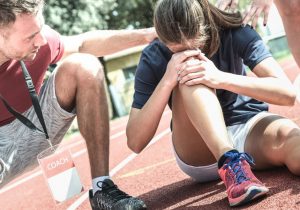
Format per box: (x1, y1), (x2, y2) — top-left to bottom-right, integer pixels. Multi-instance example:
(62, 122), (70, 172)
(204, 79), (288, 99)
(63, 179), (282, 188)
(96, 180), (131, 209)
(224, 152), (255, 184)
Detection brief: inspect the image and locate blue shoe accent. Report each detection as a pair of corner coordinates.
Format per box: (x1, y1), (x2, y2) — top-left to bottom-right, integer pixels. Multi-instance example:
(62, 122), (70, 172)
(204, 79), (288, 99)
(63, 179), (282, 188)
(223, 152), (255, 184)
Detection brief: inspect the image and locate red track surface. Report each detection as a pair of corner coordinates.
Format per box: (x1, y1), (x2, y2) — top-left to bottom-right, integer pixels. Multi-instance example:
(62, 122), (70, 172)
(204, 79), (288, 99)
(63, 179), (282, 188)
(1, 56), (300, 210)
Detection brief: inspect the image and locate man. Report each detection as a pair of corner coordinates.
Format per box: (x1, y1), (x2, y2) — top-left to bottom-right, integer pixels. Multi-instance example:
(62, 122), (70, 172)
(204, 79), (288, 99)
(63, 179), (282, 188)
(216, 0), (300, 68)
(0, 0), (156, 209)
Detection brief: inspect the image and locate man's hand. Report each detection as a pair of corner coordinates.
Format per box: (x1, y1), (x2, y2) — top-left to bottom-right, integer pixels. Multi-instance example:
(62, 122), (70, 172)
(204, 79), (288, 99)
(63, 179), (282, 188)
(243, 0), (273, 28)
(216, 0), (273, 28)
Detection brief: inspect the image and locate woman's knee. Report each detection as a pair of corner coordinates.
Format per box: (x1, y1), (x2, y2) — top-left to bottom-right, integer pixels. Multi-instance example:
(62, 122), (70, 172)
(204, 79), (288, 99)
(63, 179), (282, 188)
(177, 84), (215, 98)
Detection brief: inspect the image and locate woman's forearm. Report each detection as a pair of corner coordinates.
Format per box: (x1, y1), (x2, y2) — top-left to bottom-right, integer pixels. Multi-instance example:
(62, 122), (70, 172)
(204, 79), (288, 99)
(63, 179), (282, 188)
(126, 79), (174, 153)
(221, 72), (296, 106)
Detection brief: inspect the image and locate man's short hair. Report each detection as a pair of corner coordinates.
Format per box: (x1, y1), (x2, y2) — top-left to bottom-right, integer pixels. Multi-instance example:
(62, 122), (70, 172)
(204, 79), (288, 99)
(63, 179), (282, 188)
(0, 0), (44, 27)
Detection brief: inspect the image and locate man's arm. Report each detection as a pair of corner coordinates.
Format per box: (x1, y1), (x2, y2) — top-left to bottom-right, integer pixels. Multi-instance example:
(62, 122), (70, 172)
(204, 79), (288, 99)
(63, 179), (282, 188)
(60, 28), (156, 59)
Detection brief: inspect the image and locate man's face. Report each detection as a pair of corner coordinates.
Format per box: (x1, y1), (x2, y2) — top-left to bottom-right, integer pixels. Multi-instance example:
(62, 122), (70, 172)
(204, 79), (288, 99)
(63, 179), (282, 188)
(0, 11), (47, 62)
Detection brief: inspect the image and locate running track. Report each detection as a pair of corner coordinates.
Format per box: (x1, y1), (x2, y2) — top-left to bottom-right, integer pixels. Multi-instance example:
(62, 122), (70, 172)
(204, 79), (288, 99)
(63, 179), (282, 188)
(1, 56), (300, 210)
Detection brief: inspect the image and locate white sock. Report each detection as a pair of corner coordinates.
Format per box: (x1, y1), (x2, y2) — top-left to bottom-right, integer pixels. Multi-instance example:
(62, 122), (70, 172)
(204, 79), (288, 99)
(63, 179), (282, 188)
(92, 176), (110, 195)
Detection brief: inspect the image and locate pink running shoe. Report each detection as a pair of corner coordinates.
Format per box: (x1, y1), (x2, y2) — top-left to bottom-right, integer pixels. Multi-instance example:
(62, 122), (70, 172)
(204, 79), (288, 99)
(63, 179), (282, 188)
(218, 152), (269, 207)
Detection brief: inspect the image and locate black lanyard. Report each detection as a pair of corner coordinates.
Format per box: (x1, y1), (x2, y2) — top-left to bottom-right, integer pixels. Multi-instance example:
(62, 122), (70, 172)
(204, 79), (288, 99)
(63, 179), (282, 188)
(0, 60), (49, 140)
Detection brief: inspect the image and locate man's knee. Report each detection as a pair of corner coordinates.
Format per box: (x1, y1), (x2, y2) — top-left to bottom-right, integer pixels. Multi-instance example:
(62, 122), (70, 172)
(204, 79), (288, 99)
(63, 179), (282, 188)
(57, 53), (105, 83)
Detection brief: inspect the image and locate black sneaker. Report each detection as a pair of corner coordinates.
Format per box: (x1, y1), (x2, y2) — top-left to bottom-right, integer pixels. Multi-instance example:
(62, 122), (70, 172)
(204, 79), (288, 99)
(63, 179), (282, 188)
(89, 179), (147, 210)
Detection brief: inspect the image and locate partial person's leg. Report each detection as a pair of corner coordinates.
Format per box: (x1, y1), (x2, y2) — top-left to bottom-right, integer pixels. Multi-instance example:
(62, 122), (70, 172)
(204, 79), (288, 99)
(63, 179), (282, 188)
(274, 0), (300, 67)
(245, 114), (300, 175)
(171, 84), (220, 182)
(55, 53), (109, 179)
(54, 53), (146, 210)
(0, 64), (76, 188)
(172, 84), (268, 207)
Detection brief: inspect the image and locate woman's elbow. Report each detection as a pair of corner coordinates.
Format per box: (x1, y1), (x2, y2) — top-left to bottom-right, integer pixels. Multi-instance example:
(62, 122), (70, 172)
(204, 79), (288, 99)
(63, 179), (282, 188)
(127, 138), (143, 154)
(281, 90), (297, 106)
(285, 88), (297, 106)
(126, 130), (143, 154)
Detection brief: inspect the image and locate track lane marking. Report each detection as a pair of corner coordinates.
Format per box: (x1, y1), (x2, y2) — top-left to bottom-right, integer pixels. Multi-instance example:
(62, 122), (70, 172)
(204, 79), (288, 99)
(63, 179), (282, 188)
(117, 158), (175, 179)
(67, 129), (171, 210)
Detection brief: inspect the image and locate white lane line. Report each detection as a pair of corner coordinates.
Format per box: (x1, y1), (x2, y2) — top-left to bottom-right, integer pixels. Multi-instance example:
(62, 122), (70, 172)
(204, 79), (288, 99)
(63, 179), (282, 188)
(70, 130), (128, 142)
(110, 110), (170, 140)
(67, 128), (171, 210)
(65, 128), (126, 144)
(63, 139), (85, 148)
(162, 109), (171, 117)
(0, 171), (42, 194)
(110, 131), (125, 140)
(0, 127), (170, 196)
(110, 129), (170, 176)
(67, 127), (134, 142)
(111, 122), (128, 131)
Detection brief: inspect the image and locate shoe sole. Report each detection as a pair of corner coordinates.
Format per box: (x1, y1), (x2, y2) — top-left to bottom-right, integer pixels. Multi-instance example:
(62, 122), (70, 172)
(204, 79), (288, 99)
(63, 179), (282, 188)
(229, 185), (269, 207)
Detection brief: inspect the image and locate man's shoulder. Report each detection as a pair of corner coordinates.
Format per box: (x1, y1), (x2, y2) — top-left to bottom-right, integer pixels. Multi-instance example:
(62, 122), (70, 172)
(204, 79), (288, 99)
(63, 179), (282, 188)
(42, 25), (61, 42)
(38, 25), (64, 64)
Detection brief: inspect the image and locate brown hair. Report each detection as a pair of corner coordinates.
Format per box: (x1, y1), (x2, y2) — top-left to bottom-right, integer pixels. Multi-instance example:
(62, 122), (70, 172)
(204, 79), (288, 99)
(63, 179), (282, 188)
(154, 0), (242, 57)
(0, 0), (44, 28)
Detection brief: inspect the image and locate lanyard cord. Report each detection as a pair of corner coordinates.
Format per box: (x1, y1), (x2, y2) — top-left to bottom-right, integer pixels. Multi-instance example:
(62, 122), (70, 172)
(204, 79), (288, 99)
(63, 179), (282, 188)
(0, 60), (49, 140)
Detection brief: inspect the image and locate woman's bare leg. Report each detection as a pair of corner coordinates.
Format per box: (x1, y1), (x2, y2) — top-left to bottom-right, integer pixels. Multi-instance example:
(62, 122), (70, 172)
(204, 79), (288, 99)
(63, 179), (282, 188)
(245, 114), (300, 175)
(172, 84), (233, 166)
